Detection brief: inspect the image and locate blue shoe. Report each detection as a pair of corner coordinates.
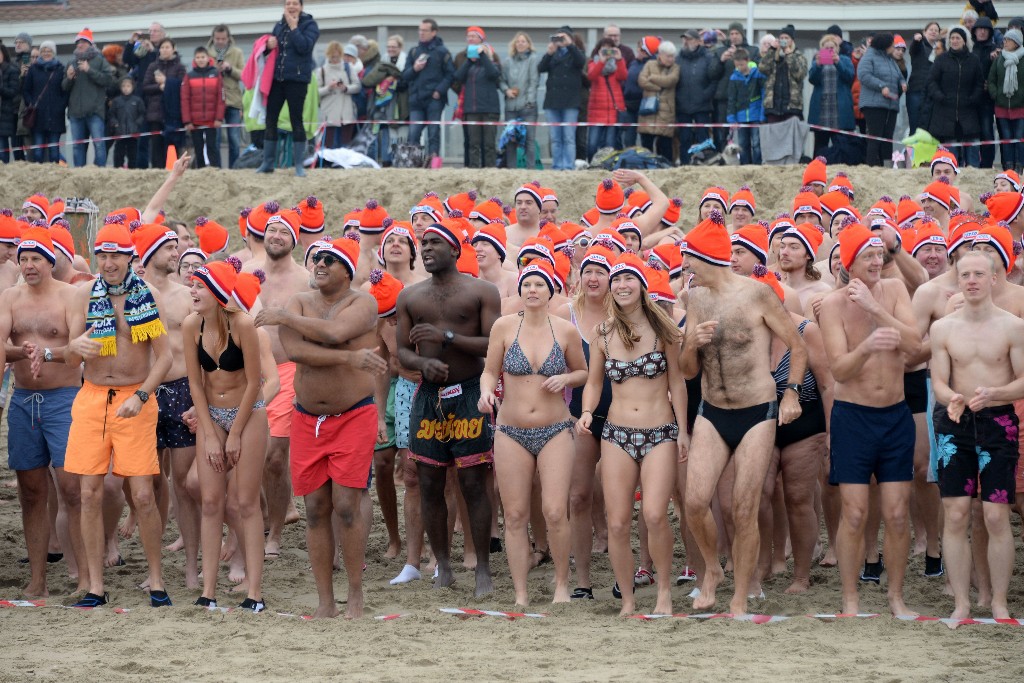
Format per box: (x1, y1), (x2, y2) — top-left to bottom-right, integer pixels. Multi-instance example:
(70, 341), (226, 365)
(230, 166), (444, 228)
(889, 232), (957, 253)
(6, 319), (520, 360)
(72, 592), (108, 608)
(150, 590), (172, 608)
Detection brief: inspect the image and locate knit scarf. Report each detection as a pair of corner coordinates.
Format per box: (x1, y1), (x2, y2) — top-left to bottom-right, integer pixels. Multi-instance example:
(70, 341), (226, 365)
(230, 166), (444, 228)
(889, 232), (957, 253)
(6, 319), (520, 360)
(1004, 47), (1024, 98)
(819, 63), (838, 129)
(87, 271), (165, 356)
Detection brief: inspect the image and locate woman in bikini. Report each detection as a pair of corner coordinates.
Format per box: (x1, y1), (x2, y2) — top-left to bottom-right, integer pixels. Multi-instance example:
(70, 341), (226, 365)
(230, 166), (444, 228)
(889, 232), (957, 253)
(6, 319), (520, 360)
(479, 261), (588, 607)
(183, 258), (269, 612)
(577, 253), (688, 616)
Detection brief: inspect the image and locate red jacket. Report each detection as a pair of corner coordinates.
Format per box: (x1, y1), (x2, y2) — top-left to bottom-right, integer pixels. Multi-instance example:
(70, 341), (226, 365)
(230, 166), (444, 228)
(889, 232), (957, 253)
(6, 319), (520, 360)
(586, 58), (627, 124)
(181, 63), (226, 127)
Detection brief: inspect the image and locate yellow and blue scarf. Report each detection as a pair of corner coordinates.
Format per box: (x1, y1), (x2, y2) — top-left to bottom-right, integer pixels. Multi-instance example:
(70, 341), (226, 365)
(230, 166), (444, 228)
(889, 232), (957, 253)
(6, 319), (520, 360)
(87, 271), (165, 356)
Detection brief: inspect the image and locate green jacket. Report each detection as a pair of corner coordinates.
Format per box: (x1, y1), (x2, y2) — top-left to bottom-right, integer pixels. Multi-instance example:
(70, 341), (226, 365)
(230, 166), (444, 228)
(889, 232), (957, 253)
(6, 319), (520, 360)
(61, 51), (115, 119)
(986, 55), (1024, 110)
(243, 82), (320, 138)
(207, 38), (245, 110)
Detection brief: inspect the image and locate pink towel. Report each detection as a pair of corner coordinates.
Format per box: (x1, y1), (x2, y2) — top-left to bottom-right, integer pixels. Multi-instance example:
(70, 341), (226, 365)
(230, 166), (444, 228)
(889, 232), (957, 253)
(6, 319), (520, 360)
(241, 34), (277, 102)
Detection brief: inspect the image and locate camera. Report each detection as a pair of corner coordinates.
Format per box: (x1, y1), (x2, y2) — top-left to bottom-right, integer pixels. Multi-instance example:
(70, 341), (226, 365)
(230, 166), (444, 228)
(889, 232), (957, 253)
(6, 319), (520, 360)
(549, 34), (565, 44)
(600, 48), (613, 57)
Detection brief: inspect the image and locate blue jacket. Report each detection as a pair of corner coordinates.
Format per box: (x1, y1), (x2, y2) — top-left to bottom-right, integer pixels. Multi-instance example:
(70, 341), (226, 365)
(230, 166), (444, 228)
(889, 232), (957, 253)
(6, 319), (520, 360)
(272, 12), (320, 83)
(623, 55), (651, 112)
(808, 55), (856, 130)
(402, 37), (456, 109)
(22, 60), (67, 134)
(856, 47), (905, 112)
(675, 46), (717, 115)
(726, 66), (765, 123)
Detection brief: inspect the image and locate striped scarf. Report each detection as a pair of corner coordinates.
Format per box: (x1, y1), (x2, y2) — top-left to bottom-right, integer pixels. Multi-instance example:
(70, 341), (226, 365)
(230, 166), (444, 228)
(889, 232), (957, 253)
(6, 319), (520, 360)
(87, 271), (165, 356)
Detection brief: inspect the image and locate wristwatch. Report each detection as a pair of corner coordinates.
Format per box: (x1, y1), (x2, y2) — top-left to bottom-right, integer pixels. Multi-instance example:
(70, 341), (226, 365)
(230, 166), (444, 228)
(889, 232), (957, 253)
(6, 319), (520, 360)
(135, 389), (149, 404)
(43, 348), (53, 363)
(442, 329), (455, 347)
(786, 383), (801, 395)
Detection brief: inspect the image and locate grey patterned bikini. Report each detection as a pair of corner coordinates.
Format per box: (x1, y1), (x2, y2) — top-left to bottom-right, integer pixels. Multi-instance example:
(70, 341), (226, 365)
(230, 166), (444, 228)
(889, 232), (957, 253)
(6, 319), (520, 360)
(497, 314), (574, 457)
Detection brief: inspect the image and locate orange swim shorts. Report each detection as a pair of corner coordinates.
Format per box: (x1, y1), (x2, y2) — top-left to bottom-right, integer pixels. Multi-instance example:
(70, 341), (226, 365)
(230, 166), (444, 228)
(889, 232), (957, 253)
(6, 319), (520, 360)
(266, 361), (296, 438)
(64, 381), (159, 477)
(289, 397), (377, 497)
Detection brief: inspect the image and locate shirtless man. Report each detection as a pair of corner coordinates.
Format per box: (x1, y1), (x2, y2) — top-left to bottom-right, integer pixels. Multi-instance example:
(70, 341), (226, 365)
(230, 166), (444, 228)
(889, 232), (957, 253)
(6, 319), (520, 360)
(62, 222), (173, 607)
(679, 211), (807, 615)
(271, 236), (386, 618)
(930, 251), (1024, 626)
(870, 219), (929, 296)
(729, 225), (804, 315)
(818, 223), (922, 617)
(930, 149), (974, 213)
(396, 222), (501, 596)
(0, 229), (86, 597)
(778, 225), (831, 313)
(132, 223), (201, 588)
(352, 200), (390, 286)
(378, 224), (427, 288)
(471, 224), (516, 298)
(250, 209), (310, 558)
(0, 215), (22, 291)
(508, 184), (544, 250)
(919, 179), (952, 234)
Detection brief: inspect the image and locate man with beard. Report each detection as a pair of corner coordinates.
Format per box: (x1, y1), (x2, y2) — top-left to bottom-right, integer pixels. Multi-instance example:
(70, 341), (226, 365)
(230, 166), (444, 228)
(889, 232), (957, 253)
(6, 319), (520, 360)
(508, 184), (544, 251)
(777, 224), (831, 312)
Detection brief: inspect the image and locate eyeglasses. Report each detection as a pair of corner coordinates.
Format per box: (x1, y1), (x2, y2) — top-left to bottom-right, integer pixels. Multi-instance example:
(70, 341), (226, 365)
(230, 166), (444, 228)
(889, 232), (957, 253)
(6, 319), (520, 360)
(312, 252), (340, 266)
(179, 262), (202, 273)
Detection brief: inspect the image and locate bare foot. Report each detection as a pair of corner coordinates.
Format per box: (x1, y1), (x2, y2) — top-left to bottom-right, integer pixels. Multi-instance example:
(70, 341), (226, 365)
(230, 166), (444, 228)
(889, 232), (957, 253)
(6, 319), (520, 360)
(345, 590), (364, 619)
(474, 566), (494, 598)
(653, 589), (673, 615)
(591, 540), (608, 553)
(771, 559), (788, 575)
(819, 548), (837, 567)
(463, 550), (477, 571)
(433, 564), (456, 589)
(284, 500), (302, 525)
(118, 512), (137, 540)
(263, 538), (281, 560)
(312, 604), (341, 619)
(618, 598), (636, 617)
(185, 567), (200, 590)
(946, 604), (970, 630)
(841, 597), (860, 615)
(164, 536), (184, 552)
(138, 577), (150, 590)
(228, 559), (246, 584)
(911, 540), (926, 557)
(384, 539), (401, 560)
(552, 585), (570, 604)
(784, 577), (810, 595)
(976, 590), (992, 609)
(104, 538), (123, 568)
(692, 565), (724, 611)
(230, 579), (249, 594)
(22, 582), (48, 599)
(888, 596), (918, 618)
(729, 595), (749, 616)
(991, 603), (1011, 620)
(723, 559), (733, 573)
(220, 534), (238, 562)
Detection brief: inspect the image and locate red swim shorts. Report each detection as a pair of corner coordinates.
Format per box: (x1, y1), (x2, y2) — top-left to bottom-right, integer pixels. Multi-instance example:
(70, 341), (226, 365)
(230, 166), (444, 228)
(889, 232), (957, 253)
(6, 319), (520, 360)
(266, 361), (296, 438)
(289, 397), (376, 497)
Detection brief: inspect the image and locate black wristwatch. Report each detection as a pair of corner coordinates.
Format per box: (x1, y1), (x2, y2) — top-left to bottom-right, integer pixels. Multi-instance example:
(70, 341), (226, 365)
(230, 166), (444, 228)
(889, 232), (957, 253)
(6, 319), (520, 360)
(785, 383), (801, 395)
(442, 329), (455, 348)
(135, 389), (149, 403)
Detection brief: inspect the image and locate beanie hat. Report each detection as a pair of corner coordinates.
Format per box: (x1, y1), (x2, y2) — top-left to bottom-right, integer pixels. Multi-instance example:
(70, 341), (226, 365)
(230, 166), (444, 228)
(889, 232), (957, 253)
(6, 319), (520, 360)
(343, 208), (362, 232)
(729, 186), (756, 215)
(580, 206), (600, 228)
(232, 270), (265, 312)
(359, 200), (390, 235)
(469, 197), (505, 224)
(819, 189), (852, 218)
(922, 178), (954, 211)
(16, 227), (56, 266)
(640, 35), (662, 57)
(266, 208), (301, 245)
(538, 223), (569, 252)
(612, 216), (641, 244)
(423, 222), (463, 255)
(750, 264), (784, 302)
(581, 244), (615, 273)
(779, 25), (796, 39)
(948, 26), (972, 52)
(517, 237), (555, 266)
(802, 156), (828, 187)
(700, 186), (729, 212)
(514, 183), (543, 208)
(518, 260), (556, 296)
(596, 179), (625, 214)
(893, 34), (907, 48)
(303, 239), (331, 267)
(731, 224), (769, 264)
(826, 24), (843, 38)
(0, 215), (23, 245)
(896, 195), (925, 228)
(973, 225), (1015, 274)
(75, 28), (94, 45)
(552, 251), (571, 292)
(246, 200), (277, 239)
(783, 224), (824, 258)
(471, 222), (508, 261)
(410, 193), (444, 222)
(911, 220), (947, 256)
(15, 32), (32, 46)
(466, 26), (486, 41)
(791, 189), (822, 220)
(194, 217), (230, 256)
(648, 243), (683, 278)
(984, 192), (1024, 225)
(378, 223), (417, 265)
(131, 223), (179, 265)
(456, 242), (479, 277)
(368, 268), (404, 317)
(49, 225), (75, 261)
(560, 222), (590, 244)
(681, 209), (731, 267)
(298, 196), (326, 234)
(47, 198), (65, 226)
(593, 229), (627, 254)
(1006, 28), (1024, 49)
(22, 194), (49, 218)
(729, 22), (745, 35)
(609, 252), (649, 288)
(627, 190), (652, 214)
(828, 173), (855, 198)
(193, 260), (240, 308)
(995, 169), (1022, 192)
(540, 187), (559, 206)
(661, 197), (683, 226)
(866, 195), (897, 222)
(930, 148), (960, 175)
(237, 207), (252, 240)
(316, 235), (361, 279)
(94, 223), (135, 255)
(838, 223), (883, 270)
(104, 206), (142, 225)
(444, 190), (478, 217)
(947, 217), (983, 256)
(646, 267), (676, 304)
(768, 215), (795, 243)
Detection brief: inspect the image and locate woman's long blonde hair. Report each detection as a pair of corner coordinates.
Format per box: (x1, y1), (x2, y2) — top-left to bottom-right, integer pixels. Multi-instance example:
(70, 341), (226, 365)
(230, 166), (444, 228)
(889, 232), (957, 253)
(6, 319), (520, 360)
(508, 32), (534, 57)
(605, 282), (681, 351)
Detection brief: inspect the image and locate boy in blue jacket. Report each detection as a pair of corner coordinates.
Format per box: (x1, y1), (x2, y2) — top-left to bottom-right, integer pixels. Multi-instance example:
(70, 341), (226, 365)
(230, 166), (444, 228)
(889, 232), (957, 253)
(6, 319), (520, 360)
(726, 49), (766, 165)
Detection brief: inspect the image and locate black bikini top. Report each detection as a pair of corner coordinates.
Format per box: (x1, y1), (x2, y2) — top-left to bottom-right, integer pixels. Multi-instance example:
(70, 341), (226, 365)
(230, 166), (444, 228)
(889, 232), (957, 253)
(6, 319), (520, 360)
(197, 318), (244, 373)
(602, 326), (667, 383)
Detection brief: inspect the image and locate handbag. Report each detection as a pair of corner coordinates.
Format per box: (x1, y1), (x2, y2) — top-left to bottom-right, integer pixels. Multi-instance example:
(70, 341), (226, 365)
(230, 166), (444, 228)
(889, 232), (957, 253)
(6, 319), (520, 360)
(22, 68), (54, 130)
(638, 94), (659, 117)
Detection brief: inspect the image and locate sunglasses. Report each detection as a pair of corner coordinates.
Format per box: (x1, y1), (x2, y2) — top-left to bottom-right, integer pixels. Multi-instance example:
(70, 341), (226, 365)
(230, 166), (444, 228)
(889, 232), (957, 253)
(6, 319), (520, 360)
(312, 252), (340, 266)
(576, 237), (591, 248)
(517, 255), (533, 268)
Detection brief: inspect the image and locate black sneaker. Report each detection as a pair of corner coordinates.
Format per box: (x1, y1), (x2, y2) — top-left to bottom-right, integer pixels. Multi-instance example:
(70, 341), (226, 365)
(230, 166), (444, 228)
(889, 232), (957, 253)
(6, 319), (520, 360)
(489, 537), (503, 554)
(72, 592), (108, 608)
(570, 587), (594, 600)
(194, 596), (217, 608)
(150, 590), (172, 608)
(859, 555), (884, 585)
(612, 582), (622, 599)
(239, 598), (266, 613)
(924, 554), (944, 577)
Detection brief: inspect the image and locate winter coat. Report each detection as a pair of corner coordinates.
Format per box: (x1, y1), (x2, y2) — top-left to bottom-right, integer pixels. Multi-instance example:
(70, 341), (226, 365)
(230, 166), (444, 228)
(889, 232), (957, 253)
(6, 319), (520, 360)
(908, 36), (940, 93)
(0, 60), (21, 137)
(808, 54), (856, 129)
(586, 57), (627, 124)
(207, 38), (245, 110)
(928, 47), (984, 139)
(637, 58), (679, 136)
(22, 59), (67, 134)
(271, 12), (320, 83)
(986, 53), (1024, 110)
(123, 40), (158, 91)
(538, 45), (586, 110)
(714, 43), (760, 103)
(143, 54), (187, 123)
(181, 63), (226, 126)
(502, 50), (540, 111)
(856, 48), (906, 111)
(972, 16), (998, 105)
(107, 93), (145, 136)
(402, 36), (456, 109)
(674, 46), (717, 115)
(453, 53), (501, 115)
(62, 49), (115, 119)
(726, 66), (766, 123)
(105, 63), (130, 100)
(316, 60), (361, 125)
(623, 55), (651, 113)
(760, 47), (808, 115)
(362, 52), (408, 120)
(359, 43), (381, 84)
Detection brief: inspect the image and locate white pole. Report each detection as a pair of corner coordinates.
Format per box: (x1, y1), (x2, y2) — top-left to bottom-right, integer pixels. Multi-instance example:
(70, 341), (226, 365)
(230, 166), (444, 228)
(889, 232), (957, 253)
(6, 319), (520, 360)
(747, 0), (755, 45)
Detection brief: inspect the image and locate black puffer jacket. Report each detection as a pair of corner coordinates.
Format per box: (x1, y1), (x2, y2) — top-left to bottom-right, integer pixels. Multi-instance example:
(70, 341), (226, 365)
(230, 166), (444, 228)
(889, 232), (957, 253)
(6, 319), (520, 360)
(22, 59), (67, 134)
(927, 47), (984, 139)
(971, 16), (997, 105)
(0, 60), (21, 137)
(675, 45), (717, 115)
(538, 45), (586, 110)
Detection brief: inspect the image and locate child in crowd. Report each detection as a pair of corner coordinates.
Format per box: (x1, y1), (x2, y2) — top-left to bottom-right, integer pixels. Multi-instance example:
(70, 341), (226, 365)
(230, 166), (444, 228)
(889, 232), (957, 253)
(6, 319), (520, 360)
(181, 46), (225, 168)
(726, 48), (766, 165)
(107, 77), (146, 169)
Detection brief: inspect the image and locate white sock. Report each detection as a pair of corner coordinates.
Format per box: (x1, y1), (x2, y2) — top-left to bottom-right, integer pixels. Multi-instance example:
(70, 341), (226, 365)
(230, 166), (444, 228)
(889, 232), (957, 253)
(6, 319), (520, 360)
(389, 564), (422, 585)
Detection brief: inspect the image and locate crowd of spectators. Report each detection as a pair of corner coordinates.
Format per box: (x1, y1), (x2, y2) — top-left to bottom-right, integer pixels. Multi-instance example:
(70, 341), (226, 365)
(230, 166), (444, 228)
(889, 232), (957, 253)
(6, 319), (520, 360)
(0, 0), (1020, 171)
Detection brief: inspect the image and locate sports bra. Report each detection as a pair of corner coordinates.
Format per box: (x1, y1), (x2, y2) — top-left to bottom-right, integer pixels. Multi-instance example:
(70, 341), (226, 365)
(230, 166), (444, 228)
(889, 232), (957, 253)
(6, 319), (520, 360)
(602, 324), (667, 383)
(503, 313), (567, 377)
(772, 320), (820, 402)
(197, 317), (245, 373)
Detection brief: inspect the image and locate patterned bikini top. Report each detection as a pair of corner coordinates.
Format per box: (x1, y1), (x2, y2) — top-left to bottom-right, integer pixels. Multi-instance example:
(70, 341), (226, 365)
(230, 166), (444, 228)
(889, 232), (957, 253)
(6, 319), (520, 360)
(502, 314), (567, 377)
(602, 326), (668, 383)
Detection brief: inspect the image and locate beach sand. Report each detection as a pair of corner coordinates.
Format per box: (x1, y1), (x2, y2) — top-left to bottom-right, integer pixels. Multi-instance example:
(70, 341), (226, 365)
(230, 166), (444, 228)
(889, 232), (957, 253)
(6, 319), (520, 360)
(1, 162), (1023, 682)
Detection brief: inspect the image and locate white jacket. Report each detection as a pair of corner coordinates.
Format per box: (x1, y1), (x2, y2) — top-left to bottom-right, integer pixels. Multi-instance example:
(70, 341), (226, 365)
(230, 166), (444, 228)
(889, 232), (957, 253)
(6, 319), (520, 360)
(317, 60), (362, 125)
